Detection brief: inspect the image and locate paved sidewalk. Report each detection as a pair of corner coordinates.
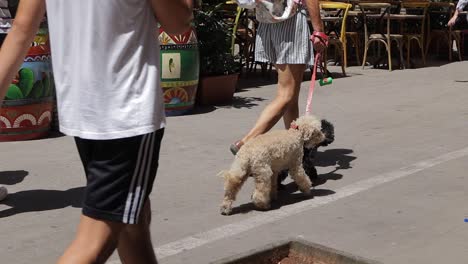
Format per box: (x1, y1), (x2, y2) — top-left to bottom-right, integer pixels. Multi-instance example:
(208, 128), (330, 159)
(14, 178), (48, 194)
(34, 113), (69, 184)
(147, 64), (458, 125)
(1, 62), (468, 264)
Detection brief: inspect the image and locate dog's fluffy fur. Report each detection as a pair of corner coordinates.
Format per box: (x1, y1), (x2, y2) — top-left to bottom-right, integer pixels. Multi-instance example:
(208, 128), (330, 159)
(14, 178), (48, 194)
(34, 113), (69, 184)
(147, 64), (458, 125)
(278, 119), (335, 187)
(220, 115), (328, 215)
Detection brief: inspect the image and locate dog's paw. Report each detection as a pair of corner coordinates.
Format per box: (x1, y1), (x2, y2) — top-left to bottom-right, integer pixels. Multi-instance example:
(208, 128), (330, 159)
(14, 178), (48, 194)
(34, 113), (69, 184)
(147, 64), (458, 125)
(253, 201), (271, 211)
(298, 180), (312, 195)
(298, 185), (311, 195)
(252, 192), (271, 210)
(220, 204), (233, 215)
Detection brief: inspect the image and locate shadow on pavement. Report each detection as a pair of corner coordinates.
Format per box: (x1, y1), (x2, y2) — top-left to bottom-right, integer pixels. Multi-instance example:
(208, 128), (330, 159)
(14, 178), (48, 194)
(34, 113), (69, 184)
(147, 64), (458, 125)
(312, 148), (357, 187)
(0, 187), (84, 218)
(219, 96), (267, 110)
(229, 187), (336, 216)
(0, 170), (29, 185)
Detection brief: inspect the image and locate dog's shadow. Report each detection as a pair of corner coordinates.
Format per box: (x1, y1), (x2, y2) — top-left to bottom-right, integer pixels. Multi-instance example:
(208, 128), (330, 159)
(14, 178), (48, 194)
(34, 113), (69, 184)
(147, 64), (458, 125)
(311, 148), (356, 187)
(230, 186), (335, 215)
(229, 148), (356, 215)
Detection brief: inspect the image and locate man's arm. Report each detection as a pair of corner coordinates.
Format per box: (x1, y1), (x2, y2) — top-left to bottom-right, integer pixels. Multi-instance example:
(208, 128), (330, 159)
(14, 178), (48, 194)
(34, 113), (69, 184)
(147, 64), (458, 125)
(149, 0), (193, 35)
(0, 0), (45, 102)
(305, 0), (326, 52)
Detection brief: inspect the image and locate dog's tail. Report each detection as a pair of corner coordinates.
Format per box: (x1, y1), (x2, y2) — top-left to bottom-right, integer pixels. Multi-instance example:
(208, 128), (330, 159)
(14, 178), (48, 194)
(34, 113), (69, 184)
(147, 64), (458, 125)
(218, 159), (249, 181)
(217, 170), (230, 179)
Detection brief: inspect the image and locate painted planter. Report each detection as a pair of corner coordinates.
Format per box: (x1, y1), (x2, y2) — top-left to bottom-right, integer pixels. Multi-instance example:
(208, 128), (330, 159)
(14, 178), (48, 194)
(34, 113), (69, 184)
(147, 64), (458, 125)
(159, 27), (200, 116)
(197, 73), (239, 106)
(0, 97), (54, 141)
(1, 26), (54, 141)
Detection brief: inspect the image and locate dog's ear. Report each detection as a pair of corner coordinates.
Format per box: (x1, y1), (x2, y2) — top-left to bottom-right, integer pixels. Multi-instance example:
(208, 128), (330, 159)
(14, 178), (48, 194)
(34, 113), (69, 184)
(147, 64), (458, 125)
(294, 116), (323, 143)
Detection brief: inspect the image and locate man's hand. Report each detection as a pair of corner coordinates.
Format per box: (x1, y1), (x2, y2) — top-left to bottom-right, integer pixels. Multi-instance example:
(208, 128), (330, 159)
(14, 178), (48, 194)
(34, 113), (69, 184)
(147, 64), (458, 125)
(150, 0), (193, 35)
(0, 0), (46, 102)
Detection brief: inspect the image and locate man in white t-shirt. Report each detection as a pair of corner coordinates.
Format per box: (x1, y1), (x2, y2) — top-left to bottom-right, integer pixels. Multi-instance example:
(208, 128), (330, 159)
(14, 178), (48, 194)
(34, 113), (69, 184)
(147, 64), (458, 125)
(0, 0), (193, 263)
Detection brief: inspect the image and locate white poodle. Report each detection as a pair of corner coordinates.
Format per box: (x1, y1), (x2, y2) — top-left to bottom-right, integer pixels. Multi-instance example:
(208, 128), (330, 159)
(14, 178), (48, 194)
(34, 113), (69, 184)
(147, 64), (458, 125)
(220, 115), (327, 215)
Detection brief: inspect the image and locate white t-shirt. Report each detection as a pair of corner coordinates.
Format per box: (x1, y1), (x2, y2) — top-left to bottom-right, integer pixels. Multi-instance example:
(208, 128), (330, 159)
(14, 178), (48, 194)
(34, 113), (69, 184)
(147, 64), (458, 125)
(46, 0), (165, 140)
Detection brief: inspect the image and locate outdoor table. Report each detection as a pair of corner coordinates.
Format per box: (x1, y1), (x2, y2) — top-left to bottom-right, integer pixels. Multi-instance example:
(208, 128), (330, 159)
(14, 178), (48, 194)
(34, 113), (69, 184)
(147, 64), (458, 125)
(321, 16), (342, 22)
(366, 14), (424, 21)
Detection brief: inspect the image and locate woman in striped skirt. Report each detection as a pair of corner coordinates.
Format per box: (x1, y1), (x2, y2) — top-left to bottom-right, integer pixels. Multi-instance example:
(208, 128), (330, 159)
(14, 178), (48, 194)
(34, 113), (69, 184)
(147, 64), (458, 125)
(231, 0), (327, 154)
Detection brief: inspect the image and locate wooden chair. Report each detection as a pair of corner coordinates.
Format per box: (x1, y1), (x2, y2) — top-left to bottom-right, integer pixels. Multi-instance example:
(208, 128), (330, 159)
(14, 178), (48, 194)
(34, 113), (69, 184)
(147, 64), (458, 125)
(359, 2), (405, 71)
(400, 1), (429, 67)
(221, 2), (257, 74)
(319, 1), (352, 76)
(345, 10), (362, 66)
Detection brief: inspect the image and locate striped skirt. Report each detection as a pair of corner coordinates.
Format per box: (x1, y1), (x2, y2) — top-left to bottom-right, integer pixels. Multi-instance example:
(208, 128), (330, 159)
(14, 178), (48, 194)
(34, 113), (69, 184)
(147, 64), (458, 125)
(255, 9), (314, 66)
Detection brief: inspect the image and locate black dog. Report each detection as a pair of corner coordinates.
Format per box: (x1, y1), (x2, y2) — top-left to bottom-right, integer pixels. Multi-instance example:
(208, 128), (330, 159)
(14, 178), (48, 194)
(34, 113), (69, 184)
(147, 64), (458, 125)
(278, 119), (335, 189)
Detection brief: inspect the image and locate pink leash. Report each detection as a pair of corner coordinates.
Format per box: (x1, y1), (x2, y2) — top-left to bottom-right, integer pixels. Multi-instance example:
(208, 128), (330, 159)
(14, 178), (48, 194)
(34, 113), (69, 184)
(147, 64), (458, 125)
(305, 31), (329, 115)
(305, 52), (322, 115)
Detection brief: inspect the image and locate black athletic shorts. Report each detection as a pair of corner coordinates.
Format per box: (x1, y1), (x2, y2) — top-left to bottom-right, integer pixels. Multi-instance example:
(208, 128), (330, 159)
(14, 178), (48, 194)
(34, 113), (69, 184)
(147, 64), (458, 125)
(75, 129), (164, 224)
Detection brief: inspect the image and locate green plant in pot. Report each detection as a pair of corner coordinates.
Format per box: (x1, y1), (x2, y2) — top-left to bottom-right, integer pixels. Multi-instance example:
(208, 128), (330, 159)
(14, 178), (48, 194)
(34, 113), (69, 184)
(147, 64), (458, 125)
(194, 0), (241, 105)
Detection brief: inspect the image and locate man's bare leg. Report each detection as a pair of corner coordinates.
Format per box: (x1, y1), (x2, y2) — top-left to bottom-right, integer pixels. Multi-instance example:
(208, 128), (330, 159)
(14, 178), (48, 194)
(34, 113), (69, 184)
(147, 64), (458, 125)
(117, 200), (158, 264)
(57, 215), (123, 264)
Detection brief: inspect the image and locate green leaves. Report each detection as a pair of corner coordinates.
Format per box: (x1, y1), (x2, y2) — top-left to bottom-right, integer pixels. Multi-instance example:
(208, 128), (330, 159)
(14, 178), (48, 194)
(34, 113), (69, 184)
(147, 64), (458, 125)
(4, 69), (54, 100)
(18, 68), (35, 97)
(31, 80), (44, 99)
(194, 2), (241, 76)
(5, 84), (24, 100)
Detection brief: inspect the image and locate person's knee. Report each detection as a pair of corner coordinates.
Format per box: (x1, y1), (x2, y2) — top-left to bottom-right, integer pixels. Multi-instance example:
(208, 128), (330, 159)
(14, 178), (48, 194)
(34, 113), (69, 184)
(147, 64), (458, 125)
(274, 91), (297, 113)
(277, 81), (300, 104)
(60, 215), (123, 264)
(61, 234), (119, 264)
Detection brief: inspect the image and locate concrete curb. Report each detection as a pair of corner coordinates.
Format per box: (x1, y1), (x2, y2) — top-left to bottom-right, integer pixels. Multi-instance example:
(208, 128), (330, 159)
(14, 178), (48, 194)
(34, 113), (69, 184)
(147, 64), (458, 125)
(210, 237), (383, 264)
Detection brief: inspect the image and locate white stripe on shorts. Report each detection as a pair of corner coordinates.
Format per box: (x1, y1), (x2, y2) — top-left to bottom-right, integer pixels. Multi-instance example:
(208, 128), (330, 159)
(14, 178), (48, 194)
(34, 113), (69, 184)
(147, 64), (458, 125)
(130, 133), (155, 224)
(135, 133), (156, 221)
(123, 133), (151, 224)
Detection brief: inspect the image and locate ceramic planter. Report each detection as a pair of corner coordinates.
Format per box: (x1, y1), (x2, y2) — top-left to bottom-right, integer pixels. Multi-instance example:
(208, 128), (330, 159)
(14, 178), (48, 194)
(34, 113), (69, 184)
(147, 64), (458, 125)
(197, 73), (239, 106)
(0, 97), (54, 141)
(1, 26), (54, 141)
(159, 27), (200, 116)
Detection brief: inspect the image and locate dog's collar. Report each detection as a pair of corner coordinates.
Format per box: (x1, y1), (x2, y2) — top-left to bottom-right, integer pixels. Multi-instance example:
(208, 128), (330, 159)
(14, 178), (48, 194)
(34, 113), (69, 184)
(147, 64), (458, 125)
(290, 124), (299, 130)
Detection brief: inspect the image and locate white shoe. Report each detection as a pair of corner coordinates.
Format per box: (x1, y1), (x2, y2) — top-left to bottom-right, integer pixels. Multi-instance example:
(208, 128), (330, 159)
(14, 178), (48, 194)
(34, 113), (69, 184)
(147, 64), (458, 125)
(0, 186), (7, 201)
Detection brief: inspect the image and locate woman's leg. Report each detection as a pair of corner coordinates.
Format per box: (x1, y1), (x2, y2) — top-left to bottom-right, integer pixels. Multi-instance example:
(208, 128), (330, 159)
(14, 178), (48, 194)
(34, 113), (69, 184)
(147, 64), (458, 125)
(282, 67), (305, 129)
(240, 64), (306, 144)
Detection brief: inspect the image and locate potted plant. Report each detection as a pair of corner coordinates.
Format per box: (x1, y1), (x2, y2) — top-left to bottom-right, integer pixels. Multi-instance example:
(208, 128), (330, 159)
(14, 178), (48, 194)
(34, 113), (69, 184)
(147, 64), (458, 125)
(194, 0), (241, 105)
(1, 19), (54, 141)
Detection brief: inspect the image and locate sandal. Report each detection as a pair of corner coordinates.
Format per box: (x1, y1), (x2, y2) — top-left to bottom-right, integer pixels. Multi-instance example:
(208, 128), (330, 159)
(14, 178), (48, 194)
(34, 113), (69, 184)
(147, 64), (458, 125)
(229, 141), (244, 155)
